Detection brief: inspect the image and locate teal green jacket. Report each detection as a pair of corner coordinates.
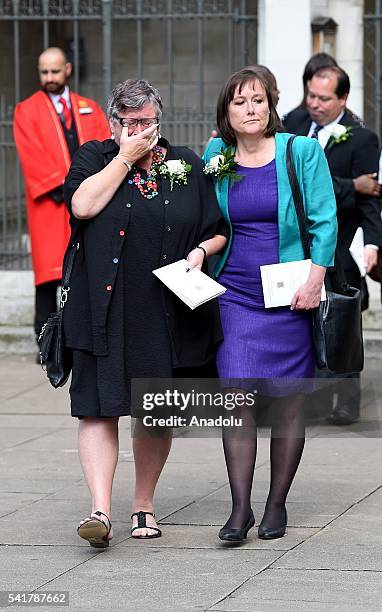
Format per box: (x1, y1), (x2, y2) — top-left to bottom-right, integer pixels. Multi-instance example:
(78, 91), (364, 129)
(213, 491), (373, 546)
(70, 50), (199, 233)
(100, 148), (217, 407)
(203, 132), (338, 277)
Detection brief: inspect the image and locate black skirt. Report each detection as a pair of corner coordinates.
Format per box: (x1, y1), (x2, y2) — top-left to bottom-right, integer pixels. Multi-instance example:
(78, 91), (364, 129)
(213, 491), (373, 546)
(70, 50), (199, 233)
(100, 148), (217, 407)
(70, 349), (217, 418)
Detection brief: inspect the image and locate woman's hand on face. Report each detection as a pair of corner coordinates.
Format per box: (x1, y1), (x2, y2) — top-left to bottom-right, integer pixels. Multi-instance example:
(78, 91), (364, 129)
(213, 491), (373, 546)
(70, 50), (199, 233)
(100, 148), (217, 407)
(186, 248), (205, 272)
(290, 281), (322, 311)
(118, 124), (159, 163)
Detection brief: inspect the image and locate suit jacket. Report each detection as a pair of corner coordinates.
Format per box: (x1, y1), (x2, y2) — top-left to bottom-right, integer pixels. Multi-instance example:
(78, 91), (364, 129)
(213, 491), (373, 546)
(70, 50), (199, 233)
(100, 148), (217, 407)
(283, 108), (382, 271)
(203, 133), (337, 277)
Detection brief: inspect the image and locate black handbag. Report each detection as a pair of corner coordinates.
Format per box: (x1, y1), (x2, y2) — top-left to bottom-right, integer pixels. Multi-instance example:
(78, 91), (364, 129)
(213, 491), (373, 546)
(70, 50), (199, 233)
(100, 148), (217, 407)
(38, 240), (79, 388)
(286, 135), (364, 374)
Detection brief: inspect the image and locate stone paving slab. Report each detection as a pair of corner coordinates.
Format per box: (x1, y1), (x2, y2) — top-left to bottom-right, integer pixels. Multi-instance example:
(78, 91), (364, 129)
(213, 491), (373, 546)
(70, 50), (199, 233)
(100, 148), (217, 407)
(162, 498), (349, 529)
(209, 568), (382, 612)
(119, 524), (319, 551)
(0, 475), (79, 495)
(274, 489), (382, 572)
(31, 548), (282, 611)
(0, 414), (70, 428)
(0, 546), (97, 592)
(0, 354), (381, 611)
(0, 492), (50, 519)
(0, 427), (59, 451)
(0, 382), (69, 414)
(204, 469), (381, 505)
(0, 358), (48, 402)
(4, 428), (81, 452)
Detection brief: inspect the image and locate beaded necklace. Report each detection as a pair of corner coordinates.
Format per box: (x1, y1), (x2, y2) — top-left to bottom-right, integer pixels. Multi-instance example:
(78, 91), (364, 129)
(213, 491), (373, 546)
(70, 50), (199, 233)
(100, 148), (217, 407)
(128, 145), (165, 200)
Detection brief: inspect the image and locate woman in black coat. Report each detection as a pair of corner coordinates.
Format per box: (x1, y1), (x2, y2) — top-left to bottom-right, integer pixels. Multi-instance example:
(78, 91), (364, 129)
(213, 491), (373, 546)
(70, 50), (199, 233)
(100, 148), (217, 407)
(63, 79), (227, 547)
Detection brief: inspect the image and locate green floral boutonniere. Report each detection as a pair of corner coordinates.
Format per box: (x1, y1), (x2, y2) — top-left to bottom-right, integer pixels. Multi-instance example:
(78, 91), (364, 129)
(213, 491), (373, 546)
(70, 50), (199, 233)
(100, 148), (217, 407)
(203, 146), (243, 188)
(159, 159), (192, 190)
(327, 124), (353, 148)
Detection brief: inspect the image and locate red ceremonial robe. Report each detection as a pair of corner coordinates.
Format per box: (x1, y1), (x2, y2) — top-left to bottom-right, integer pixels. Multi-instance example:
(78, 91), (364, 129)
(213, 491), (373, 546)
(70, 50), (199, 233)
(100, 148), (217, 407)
(14, 90), (110, 286)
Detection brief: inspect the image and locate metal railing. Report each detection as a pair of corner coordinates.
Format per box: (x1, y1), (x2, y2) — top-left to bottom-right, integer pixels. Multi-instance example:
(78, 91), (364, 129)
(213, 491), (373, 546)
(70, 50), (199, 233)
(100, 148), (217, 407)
(0, 0), (257, 270)
(0, 97), (30, 270)
(364, 0), (382, 138)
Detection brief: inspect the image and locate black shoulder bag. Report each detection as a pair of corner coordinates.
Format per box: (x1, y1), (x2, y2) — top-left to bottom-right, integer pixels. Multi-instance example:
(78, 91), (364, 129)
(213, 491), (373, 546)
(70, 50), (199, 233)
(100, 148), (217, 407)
(286, 135), (364, 374)
(38, 239), (79, 388)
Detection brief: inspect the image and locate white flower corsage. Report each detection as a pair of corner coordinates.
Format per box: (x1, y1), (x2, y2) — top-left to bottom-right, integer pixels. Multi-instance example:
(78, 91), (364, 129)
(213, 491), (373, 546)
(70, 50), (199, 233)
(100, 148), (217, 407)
(203, 146), (243, 188)
(158, 159), (192, 190)
(327, 124), (353, 148)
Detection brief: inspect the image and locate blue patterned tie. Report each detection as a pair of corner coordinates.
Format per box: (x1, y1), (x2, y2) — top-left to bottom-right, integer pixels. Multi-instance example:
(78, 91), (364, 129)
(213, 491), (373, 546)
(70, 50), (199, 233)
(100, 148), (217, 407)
(311, 123), (323, 139)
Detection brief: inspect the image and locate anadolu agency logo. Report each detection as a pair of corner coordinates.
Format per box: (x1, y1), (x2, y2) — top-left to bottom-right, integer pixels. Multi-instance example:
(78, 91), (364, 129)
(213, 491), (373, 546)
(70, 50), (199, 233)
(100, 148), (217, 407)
(140, 388), (257, 428)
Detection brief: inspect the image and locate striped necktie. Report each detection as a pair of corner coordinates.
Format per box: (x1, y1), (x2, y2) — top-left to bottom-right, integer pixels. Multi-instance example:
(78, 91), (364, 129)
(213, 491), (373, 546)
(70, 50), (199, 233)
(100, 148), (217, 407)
(59, 97), (72, 130)
(311, 123), (323, 139)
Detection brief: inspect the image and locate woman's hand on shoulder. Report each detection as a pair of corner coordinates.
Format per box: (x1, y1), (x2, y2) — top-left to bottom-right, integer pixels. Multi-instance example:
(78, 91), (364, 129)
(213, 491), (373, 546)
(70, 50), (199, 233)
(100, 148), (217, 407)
(119, 124), (159, 164)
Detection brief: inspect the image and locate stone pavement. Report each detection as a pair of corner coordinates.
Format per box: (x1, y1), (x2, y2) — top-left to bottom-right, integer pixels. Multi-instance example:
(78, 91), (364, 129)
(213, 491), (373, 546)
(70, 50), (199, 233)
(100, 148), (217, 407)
(0, 354), (382, 611)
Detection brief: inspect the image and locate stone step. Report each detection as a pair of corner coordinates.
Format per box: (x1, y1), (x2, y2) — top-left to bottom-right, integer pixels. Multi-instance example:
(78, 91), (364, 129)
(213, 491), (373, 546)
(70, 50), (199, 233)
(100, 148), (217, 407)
(363, 308), (382, 330)
(0, 326), (36, 354)
(363, 330), (382, 359)
(1, 326), (382, 359)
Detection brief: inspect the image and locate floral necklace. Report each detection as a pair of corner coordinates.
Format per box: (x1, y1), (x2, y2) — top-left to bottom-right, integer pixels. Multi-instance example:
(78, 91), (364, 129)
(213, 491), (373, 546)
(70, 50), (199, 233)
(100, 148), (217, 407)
(128, 145), (165, 199)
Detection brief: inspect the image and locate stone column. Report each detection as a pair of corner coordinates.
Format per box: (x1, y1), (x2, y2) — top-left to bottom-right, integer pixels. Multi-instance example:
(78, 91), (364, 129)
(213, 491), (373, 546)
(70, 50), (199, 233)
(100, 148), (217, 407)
(257, 0), (312, 116)
(326, 0), (364, 118)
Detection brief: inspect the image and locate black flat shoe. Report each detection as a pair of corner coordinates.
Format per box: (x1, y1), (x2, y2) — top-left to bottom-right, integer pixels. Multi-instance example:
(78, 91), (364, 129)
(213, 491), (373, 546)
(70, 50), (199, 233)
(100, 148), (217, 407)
(258, 508), (287, 540)
(327, 404), (359, 425)
(218, 511), (255, 542)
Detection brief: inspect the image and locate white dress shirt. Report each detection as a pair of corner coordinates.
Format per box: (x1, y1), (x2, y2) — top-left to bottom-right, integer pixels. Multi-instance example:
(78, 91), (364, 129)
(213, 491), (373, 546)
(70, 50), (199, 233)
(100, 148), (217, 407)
(308, 111), (378, 252)
(307, 111), (345, 149)
(49, 85), (71, 114)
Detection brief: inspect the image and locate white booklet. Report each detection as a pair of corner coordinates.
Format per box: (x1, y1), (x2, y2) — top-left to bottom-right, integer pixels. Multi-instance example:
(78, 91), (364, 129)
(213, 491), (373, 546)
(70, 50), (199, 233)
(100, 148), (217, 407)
(153, 259), (227, 310)
(260, 259), (326, 308)
(349, 227), (366, 277)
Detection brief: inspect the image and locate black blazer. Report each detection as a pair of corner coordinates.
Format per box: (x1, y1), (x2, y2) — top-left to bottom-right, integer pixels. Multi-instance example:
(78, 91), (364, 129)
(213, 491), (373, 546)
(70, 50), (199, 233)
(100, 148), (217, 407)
(62, 138), (227, 363)
(283, 109), (382, 271)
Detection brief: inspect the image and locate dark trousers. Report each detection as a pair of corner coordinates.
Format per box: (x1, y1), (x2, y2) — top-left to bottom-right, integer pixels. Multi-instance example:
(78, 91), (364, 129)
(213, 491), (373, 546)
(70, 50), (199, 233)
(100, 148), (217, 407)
(315, 266), (363, 411)
(34, 280), (60, 338)
(316, 369), (361, 410)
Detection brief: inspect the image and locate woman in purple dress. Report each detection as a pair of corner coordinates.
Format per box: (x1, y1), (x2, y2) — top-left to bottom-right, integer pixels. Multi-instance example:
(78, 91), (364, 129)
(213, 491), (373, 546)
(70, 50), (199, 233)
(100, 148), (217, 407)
(203, 67), (337, 542)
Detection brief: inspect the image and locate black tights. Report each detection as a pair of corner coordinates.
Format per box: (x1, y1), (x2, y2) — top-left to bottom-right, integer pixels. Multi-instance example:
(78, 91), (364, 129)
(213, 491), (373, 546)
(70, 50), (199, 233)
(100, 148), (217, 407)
(222, 394), (305, 530)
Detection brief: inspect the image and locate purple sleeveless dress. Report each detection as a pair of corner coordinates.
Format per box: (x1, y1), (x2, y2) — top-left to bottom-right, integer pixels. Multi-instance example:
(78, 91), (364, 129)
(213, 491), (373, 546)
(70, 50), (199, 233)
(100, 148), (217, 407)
(216, 160), (315, 391)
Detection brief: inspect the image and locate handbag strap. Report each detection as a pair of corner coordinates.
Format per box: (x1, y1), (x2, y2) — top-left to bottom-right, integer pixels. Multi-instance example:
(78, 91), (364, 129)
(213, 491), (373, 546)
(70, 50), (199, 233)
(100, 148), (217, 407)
(286, 135), (311, 260)
(286, 135), (348, 292)
(60, 239), (79, 309)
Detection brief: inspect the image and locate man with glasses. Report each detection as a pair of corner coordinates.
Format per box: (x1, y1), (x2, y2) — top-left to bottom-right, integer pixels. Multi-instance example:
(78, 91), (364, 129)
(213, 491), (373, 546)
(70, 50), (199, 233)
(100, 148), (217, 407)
(14, 47), (110, 356)
(285, 65), (382, 425)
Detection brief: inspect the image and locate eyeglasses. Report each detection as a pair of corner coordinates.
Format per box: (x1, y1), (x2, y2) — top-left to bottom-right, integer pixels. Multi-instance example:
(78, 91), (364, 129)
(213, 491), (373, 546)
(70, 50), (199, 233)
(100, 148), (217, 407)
(115, 116), (158, 128)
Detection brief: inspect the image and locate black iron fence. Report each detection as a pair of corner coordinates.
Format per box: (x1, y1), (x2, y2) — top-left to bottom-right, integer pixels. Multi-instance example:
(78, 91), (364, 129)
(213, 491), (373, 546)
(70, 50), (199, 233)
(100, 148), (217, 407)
(0, 0), (257, 269)
(365, 0), (382, 138)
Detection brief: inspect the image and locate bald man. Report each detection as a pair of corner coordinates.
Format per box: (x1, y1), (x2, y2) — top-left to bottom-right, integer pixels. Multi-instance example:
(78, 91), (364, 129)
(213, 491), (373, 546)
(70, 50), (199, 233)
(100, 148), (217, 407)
(14, 48), (110, 354)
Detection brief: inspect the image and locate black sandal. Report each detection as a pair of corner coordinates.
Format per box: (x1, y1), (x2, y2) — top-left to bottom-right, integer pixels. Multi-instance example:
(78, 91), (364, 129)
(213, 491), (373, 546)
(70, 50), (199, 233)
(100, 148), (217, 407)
(77, 510), (112, 548)
(130, 511), (162, 539)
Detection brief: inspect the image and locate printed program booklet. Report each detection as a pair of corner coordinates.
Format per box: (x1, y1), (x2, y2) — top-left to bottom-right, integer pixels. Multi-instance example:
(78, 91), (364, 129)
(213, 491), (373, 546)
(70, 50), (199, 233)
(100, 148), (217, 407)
(260, 259), (326, 308)
(153, 259), (226, 310)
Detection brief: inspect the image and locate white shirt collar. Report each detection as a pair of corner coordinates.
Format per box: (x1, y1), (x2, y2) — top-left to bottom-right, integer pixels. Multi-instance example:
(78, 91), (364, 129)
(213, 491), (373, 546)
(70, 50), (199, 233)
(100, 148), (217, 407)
(320, 111), (345, 132)
(308, 111), (345, 149)
(49, 85), (71, 112)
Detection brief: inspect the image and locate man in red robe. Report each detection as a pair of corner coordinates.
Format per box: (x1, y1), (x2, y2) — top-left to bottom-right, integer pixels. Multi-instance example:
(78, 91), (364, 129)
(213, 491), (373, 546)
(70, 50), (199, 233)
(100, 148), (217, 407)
(14, 47), (110, 348)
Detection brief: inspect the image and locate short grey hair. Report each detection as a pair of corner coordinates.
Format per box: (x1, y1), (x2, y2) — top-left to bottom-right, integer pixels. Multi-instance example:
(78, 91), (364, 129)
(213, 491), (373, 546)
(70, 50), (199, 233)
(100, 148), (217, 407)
(106, 79), (163, 120)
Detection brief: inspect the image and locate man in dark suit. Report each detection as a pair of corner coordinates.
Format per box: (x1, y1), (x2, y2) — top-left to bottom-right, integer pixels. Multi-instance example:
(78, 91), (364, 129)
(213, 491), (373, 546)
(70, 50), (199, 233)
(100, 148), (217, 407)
(284, 65), (382, 425)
